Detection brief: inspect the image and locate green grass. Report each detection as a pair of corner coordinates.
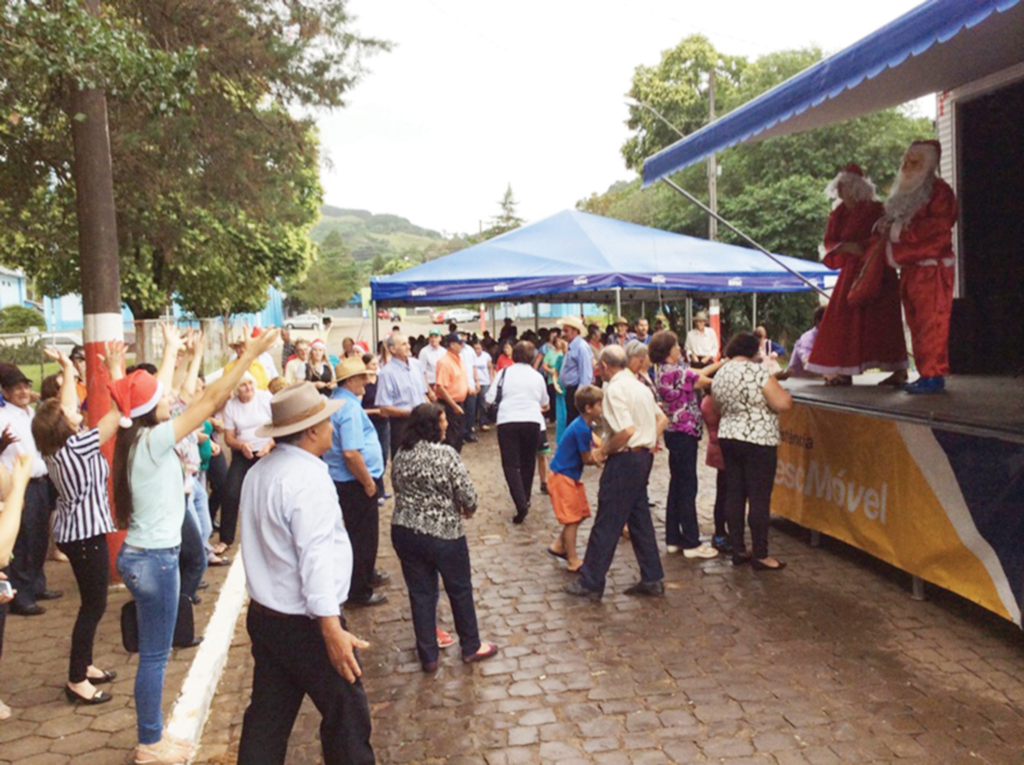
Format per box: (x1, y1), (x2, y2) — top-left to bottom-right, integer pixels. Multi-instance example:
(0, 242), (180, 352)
(19, 361), (61, 390)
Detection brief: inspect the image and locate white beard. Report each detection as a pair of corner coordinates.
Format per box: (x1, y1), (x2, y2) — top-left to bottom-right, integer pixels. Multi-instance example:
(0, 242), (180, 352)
(884, 173), (935, 226)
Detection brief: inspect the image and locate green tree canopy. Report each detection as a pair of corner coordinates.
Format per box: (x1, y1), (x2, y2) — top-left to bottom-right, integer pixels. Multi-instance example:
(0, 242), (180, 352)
(287, 230), (362, 312)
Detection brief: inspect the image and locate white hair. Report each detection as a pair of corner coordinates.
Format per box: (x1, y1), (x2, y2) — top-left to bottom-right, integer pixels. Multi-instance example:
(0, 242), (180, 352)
(233, 371), (256, 396)
(825, 171), (877, 209)
(884, 143), (940, 226)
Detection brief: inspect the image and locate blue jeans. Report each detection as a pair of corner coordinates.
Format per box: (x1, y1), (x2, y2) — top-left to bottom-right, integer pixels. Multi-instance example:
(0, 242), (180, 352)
(117, 545), (180, 745)
(664, 431), (701, 548)
(190, 478), (213, 556)
(463, 392), (478, 438)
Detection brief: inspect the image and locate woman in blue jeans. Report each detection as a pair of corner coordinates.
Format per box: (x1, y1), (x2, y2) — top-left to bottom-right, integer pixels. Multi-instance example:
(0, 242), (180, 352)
(109, 324), (279, 765)
(390, 403), (498, 673)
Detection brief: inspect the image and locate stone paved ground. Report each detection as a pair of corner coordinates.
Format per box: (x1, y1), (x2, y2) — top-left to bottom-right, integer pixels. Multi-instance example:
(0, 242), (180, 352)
(0, 551), (233, 765)
(196, 428), (1024, 765)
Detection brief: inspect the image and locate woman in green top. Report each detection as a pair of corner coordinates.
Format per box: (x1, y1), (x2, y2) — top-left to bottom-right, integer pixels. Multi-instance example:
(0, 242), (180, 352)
(109, 324), (279, 765)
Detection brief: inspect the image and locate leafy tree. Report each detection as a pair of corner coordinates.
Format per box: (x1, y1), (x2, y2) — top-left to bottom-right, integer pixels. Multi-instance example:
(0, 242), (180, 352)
(288, 231), (362, 312)
(484, 184), (524, 239)
(0, 1), (388, 320)
(0, 305), (45, 333)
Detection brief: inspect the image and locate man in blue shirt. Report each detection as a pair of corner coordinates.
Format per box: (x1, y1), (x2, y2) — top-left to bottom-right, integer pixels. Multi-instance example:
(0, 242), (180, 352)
(374, 333), (431, 458)
(326, 357), (387, 608)
(556, 315), (594, 426)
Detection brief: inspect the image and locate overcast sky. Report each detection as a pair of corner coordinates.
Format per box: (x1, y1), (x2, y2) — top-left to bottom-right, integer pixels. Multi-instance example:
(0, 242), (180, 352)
(314, 0), (932, 235)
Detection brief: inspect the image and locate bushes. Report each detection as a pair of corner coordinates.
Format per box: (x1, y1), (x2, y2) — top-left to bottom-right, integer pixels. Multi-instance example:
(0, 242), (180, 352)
(0, 337), (46, 365)
(0, 305), (45, 334)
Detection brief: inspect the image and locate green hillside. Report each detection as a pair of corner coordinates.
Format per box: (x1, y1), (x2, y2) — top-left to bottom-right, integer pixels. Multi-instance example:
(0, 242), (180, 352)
(311, 206), (442, 262)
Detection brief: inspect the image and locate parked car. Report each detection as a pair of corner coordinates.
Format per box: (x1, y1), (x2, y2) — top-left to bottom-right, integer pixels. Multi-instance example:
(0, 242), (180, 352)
(444, 308), (478, 324)
(430, 309), (447, 324)
(377, 308), (400, 321)
(284, 313), (322, 331)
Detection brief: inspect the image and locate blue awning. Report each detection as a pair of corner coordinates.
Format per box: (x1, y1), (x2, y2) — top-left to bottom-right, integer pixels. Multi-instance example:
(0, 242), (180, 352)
(643, 0), (1024, 186)
(371, 210), (836, 304)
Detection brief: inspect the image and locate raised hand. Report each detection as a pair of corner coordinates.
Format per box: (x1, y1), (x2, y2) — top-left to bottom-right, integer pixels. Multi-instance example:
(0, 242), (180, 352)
(43, 347), (70, 366)
(161, 322), (185, 355)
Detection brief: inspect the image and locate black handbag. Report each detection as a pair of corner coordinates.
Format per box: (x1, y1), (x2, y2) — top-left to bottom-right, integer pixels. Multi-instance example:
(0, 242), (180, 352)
(483, 369), (507, 422)
(121, 595), (196, 653)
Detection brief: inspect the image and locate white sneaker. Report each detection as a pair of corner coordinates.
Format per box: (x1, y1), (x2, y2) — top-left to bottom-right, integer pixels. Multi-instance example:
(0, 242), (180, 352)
(665, 545), (681, 554)
(683, 543), (719, 559)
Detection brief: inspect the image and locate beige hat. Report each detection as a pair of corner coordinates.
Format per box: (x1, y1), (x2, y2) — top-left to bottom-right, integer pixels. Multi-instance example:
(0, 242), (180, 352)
(557, 316), (586, 334)
(693, 311), (709, 323)
(256, 382), (341, 438)
(335, 356), (370, 383)
(615, 316), (630, 326)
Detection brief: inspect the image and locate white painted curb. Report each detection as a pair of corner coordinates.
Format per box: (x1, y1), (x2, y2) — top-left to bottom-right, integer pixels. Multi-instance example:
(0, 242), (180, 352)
(167, 551), (249, 755)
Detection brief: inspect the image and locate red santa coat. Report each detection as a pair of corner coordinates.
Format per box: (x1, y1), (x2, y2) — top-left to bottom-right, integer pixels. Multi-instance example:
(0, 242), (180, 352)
(888, 178), (958, 377)
(806, 200), (907, 376)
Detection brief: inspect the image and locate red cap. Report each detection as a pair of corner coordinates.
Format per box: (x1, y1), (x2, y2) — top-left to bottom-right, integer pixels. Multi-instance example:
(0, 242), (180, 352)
(251, 327), (263, 338)
(108, 370), (164, 428)
(843, 163), (864, 176)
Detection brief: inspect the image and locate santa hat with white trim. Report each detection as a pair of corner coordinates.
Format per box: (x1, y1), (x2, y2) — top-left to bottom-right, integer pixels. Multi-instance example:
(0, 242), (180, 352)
(108, 370), (164, 428)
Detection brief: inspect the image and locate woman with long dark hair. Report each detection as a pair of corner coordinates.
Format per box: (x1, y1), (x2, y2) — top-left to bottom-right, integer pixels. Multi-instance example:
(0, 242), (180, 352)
(31, 345), (124, 706)
(109, 325), (278, 765)
(390, 403), (498, 672)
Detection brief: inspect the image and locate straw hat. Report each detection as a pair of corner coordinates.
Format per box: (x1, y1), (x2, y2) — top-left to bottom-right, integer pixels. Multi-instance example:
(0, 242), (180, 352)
(693, 311), (709, 323)
(557, 316), (586, 334)
(335, 356), (370, 383)
(615, 316), (630, 326)
(256, 382), (342, 438)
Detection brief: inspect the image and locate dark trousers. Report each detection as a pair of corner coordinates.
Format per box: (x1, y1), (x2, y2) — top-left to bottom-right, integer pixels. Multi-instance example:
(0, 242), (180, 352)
(580, 450), (664, 594)
(179, 506), (208, 602)
(442, 401), (465, 453)
(222, 451), (258, 545)
(371, 418), (389, 496)
(336, 480), (380, 604)
(564, 385), (580, 426)
(206, 451), (228, 527)
(0, 566), (8, 657)
(713, 469), (727, 537)
(389, 418), (409, 461)
(719, 439), (778, 560)
(10, 479), (55, 609)
(497, 422), (540, 518)
(462, 393), (478, 438)
(664, 431), (701, 548)
(391, 525), (481, 664)
(56, 535), (109, 683)
(238, 608), (374, 765)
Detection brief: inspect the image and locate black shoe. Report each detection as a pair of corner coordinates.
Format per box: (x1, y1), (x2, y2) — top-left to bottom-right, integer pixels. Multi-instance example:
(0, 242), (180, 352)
(512, 511), (528, 524)
(539, 482), (549, 495)
(465, 435), (479, 443)
(623, 580), (665, 597)
(190, 596), (202, 605)
(751, 558), (787, 572)
(422, 659), (439, 673)
(37, 589), (63, 601)
(196, 581), (209, 590)
(347, 593), (388, 608)
(64, 686), (112, 705)
(370, 570), (391, 587)
(732, 552), (752, 567)
(10, 602), (46, 616)
(182, 636), (204, 648)
(563, 580), (601, 601)
(86, 670), (117, 684)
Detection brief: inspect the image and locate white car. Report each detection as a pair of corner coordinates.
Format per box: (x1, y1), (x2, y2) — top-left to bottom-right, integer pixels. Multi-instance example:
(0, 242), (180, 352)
(444, 308), (478, 324)
(284, 313), (322, 331)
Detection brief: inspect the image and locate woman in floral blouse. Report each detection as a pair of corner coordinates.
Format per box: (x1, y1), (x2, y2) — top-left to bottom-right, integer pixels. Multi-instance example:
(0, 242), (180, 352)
(390, 403), (499, 672)
(649, 331), (720, 558)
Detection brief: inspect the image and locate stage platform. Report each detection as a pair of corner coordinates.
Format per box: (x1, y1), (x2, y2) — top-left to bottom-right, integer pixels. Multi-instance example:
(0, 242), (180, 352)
(785, 374), (1024, 445)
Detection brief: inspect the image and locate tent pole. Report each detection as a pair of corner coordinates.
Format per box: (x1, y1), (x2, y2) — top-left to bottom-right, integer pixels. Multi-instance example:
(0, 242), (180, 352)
(371, 299), (379, 353)
(752, 294), (758, 329)
(490, 304), (496, 337)
(533, 301), (539, 331)
(660, 178), (831, 300)
(614, 288), (622, 320)
(685, 297), (692, 334)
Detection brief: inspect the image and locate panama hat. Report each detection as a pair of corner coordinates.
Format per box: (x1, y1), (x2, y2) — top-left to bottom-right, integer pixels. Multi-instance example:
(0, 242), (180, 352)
(557, 316), (586, 334)
(335, 356), (370, 383)
(256, 382), (342, 438)
(693, 311), (709, 323)
(615, 316), (630, 326)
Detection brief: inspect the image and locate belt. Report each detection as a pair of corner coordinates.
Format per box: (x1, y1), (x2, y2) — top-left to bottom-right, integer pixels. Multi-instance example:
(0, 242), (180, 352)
(29, 476), (47, 484)
(249, 600), (305, 619)
(610, 446), (653, 456)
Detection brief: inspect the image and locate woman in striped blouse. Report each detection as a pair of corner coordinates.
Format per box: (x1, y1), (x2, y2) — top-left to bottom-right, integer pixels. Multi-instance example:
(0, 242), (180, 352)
(32, 344), (126, 705)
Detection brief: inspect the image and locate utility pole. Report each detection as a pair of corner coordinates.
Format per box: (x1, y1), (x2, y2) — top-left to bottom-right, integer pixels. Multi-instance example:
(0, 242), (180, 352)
(707, 68), (718, 242)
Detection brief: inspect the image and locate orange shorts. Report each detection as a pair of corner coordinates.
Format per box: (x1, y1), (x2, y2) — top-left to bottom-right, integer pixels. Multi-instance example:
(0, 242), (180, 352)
(548, 472), (591, 525)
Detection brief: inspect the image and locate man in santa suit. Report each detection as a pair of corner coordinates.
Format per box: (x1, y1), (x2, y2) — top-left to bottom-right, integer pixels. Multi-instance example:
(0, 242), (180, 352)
(882, 140), (958, 394)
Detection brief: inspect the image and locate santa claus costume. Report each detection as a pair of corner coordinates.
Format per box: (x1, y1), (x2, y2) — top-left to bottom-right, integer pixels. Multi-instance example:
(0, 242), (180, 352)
(806, 164), (908, 383)
(884, 140), (958, 394)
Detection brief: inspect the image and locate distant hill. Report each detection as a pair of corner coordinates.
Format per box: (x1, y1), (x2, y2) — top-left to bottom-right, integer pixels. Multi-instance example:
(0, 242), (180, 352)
(312, 206), (442, 262)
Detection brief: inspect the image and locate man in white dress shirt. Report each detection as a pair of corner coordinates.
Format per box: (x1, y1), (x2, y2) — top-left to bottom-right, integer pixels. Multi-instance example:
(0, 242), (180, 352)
(0, 365), (60, 616)
(237, 382), (374, 764)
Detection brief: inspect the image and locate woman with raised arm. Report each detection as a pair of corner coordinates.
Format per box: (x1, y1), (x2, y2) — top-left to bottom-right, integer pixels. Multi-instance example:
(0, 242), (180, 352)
(0, 453), (33, 720)
(31, 345), (127, 706)
(109, 324), (278, 765)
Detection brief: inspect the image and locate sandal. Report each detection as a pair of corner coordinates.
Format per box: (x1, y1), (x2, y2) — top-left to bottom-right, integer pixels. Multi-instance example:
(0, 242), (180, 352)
(207, 555), (231, 567)
(436, 628), (455, 649)
(0, 697), (10, 720)
(546, 547), (568, 561)
(134, 736), (193, 765)
(86, 669), (117, 684)
(462, 642), (499, 664)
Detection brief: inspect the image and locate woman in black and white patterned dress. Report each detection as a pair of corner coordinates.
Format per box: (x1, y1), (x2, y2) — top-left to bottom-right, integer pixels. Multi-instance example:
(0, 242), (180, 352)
(390, 403), (499, 672)
(713, 333), (793, 570)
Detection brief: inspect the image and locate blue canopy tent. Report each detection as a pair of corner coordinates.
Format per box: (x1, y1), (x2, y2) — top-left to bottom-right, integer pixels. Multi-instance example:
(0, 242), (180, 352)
(642, 0), (1023, 185)
(371, 210), (835, 306)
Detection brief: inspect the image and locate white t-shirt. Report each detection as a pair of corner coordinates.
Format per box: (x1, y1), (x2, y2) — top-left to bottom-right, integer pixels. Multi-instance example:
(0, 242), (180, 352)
(685, 327), (719, 360)
(223, 389), (274, 450)
(474, 351), (493, 386)
(459, 345), (478, 392)
(418, 344), (446, 384)
(284, 357), (308, 385)
(484, 363), (549, 427)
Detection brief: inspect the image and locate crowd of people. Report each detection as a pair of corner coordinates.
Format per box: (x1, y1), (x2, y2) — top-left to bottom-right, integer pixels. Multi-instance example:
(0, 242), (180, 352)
(0, 137), (956, 763)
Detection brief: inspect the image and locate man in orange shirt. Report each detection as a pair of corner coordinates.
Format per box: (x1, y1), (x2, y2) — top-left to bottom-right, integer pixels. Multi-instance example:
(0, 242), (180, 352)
(434, 333), (469, 453)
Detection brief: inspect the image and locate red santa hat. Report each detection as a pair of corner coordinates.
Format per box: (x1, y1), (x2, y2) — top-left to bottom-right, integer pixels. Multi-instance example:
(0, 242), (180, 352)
(251, 326), (263, 338)
(108, 370), (164, 428)
(842, 163), (864, 176)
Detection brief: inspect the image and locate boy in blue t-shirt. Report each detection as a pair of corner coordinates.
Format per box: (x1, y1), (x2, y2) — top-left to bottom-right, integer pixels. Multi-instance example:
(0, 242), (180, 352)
(546, 385), (605, 572)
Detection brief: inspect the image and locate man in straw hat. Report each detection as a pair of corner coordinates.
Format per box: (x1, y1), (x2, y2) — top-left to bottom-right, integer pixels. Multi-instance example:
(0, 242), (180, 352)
(610, 316), (636, 347)
(556, 315), (594, 426)
(684, 311), (718, 368)
(237, 382), (374, 764)
(325, 357), (387, 609)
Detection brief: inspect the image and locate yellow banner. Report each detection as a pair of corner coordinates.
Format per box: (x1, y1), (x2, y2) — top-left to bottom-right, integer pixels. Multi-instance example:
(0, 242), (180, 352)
(772, 405), (1014, 622)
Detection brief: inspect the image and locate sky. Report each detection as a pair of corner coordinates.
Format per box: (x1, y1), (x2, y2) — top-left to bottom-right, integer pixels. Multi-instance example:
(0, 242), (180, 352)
(314, 0), (933, 236)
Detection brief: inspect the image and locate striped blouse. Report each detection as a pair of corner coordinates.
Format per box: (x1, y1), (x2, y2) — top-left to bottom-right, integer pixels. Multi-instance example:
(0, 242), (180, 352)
(45, 428), (116, 543)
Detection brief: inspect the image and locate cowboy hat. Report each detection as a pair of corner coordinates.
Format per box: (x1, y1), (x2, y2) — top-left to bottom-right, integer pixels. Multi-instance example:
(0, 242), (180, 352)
(335, 356), (370, 383)
(557, 316), (586, 334)
(693, 311), (709, 323)
(256, 382), (341, 438)
(615, 316), (630, 326)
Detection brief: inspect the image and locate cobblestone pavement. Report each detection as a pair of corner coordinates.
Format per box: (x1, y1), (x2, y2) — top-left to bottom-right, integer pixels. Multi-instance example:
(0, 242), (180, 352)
(196, 428), (1024, 764)
(0, 552), (233, 765)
